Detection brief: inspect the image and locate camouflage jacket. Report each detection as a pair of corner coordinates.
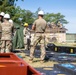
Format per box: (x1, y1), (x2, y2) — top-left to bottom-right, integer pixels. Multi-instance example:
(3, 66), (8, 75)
(1, 21), (14, 40)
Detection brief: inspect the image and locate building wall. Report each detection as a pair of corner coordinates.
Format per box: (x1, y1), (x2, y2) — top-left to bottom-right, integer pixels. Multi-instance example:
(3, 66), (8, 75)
(30, 33), (76, 43)
(66, 33), (76, 43)
(29, 25), (67, 43)
(31, 33), (66, 43)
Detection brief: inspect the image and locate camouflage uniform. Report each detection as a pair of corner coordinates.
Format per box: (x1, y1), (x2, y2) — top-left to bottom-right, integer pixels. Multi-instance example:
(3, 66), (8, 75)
(0, 21), (3, 49)
(0, 21), (2, 39)
(23, 27), (31, 50)
(30, 18), (47, 61)
(0, 20), (4, 38)
(57, 21), (62, 28)
(0, 21), (14, 53)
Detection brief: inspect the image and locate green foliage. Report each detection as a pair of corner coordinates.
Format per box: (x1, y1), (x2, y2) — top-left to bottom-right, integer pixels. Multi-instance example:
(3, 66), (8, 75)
(11, 6), (34, 24)
(0, 0), (68, 25)
(44, 13), (68, 24)
(0, 0), (14, 12)
(21, 10), (34, 24)
(33, 7), (41, 20)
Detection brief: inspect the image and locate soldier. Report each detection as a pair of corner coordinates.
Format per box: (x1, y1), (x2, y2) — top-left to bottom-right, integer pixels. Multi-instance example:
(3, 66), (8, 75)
(0, 12), (5, 23)
(0, 14), (14, 53)
(0, 12), (5, 39)
(29, 10), (47, 62)
(9, 19), (13, 24)
(57, 21), (63, 28)
(51, 22), (56, 28)
(9, 19), (16, 36)
(23, 23), (31, 50)
(47, 22), (51, 28)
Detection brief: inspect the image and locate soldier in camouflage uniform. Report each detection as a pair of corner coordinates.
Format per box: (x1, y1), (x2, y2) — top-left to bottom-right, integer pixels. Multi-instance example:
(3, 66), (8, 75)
(0, 12), (5, 39)
(29, 10), (47, 62)
(23, 23), (31, 50)
(0, 12), (5, 23)
(0, 14), (14, 53)
(57, 21), (63, 28)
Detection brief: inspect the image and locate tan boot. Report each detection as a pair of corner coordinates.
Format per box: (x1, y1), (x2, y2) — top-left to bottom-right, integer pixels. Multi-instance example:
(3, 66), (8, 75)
(0, 49), (5, 53)
(6, 49), (10, 53)
(29, 58), (33, 63)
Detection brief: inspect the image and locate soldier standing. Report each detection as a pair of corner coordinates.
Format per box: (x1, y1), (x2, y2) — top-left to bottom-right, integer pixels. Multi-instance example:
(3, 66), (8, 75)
(23, 23), (31, 50)
(0, 12), (5, 39)
(29, 10), (47, 62)
(0, 14), (14, 53)
(9, 19), (13, 24)
(57, 21), (63, 28)
(0, 12), (5, 23)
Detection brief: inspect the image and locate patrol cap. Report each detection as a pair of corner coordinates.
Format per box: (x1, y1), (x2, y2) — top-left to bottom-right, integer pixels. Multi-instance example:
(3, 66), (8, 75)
(0, 12), (5, 17)
(24, 23), (28, 27)
(9, 19), (13, 24)
(4, 14), (10, 19)
(38, 10), (44, 15)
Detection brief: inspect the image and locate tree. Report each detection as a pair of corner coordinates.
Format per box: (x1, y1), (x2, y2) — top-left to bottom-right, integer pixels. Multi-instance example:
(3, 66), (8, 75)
(22, 10), (34, 24)
(0, 0), (25, 23)
(33, 8), (68, 25)
(11, 6), (34, 24)
(0, 1), (68, 25)
(0, 0), (14, 12)
(33, 7), (41, 20)
(44, 13), (68, 25)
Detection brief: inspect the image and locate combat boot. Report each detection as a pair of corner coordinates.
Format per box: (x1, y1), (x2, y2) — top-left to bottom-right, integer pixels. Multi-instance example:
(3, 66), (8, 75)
(40, 60), (45, 63)
(29, 58), (33, 63)
(0, 49), (5, 53)
(6, 49), (10, 53)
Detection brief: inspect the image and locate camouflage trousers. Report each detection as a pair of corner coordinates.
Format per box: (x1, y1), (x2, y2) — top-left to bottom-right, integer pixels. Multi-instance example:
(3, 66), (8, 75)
(30, 33), (46, 60)
(0, 40), (12, 53)
(24, 36), (31, 50)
